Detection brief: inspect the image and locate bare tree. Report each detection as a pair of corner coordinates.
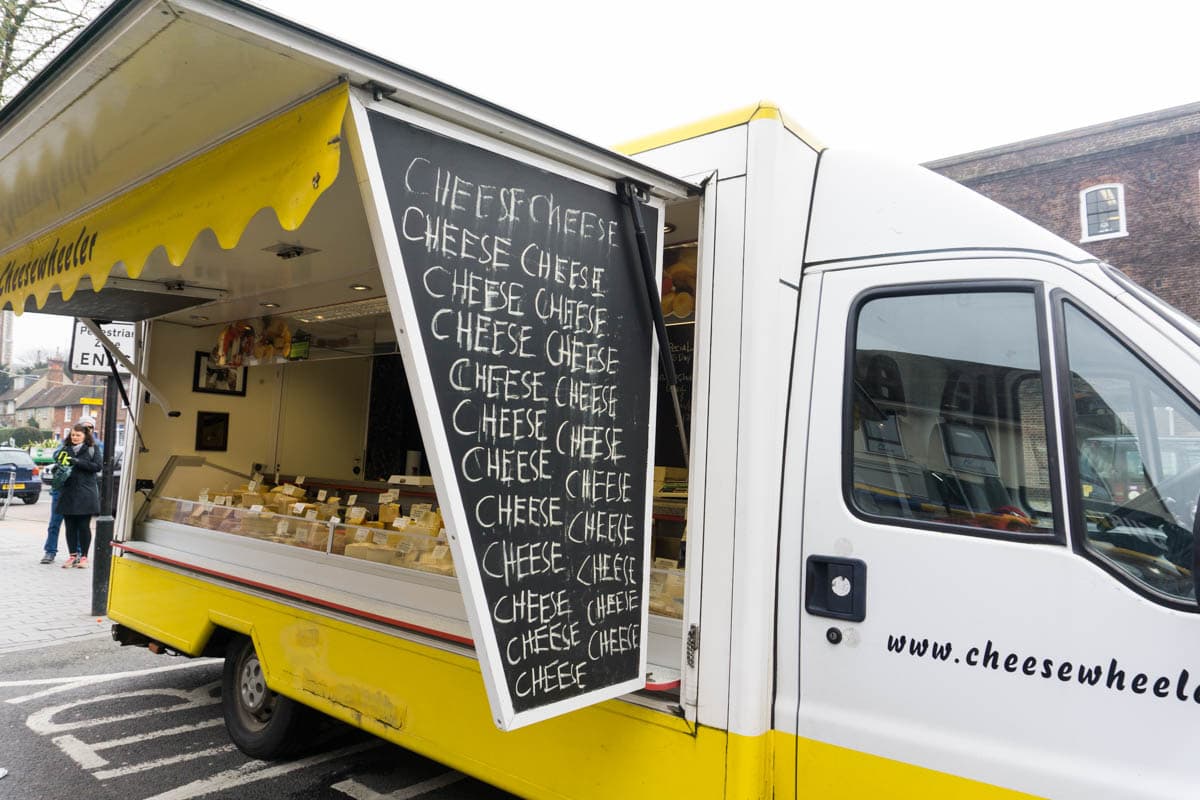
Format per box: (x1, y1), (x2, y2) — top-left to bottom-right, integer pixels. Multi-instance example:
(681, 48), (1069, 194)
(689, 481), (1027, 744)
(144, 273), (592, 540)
(1, 1), (106, 104)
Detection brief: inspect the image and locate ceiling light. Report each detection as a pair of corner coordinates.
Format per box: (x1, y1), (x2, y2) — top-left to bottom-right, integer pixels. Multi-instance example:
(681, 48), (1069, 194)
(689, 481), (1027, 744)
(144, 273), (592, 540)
(663, 222), (677, 235)
(260, 302), (280, 309)
(349, 284), (372, 291)
(293, 296), (390, 323)
(189, 315), (209, 322)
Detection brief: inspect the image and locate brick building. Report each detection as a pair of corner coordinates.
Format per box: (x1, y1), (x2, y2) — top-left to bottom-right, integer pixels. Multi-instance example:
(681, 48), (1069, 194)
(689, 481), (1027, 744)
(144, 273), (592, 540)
(19, 381), (105, 434)
(926, 102), (1200, 319)
(0, 357), (128, 445)
(0, 366), (45, 425)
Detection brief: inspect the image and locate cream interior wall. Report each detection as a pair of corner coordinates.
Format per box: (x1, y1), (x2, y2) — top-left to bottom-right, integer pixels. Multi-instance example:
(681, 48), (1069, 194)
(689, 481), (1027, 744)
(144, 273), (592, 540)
(137, 321), (373, 499)
(137, 322), (282, 494)
(276, 357), (371, 481)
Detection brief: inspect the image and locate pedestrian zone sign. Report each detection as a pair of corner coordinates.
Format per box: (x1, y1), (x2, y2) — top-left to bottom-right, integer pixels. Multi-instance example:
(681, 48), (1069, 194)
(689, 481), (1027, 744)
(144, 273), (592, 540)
(69, 320), (133, 375)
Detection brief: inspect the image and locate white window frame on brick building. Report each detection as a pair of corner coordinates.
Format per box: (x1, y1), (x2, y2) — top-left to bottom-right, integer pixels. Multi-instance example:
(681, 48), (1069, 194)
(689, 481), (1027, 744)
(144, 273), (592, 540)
(64, 404), (72, 422)
(1079, 183), (1127, 243)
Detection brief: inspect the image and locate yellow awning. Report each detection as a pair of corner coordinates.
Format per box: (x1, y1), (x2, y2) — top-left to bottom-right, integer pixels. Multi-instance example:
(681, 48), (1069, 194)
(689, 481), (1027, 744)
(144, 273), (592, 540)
(0, 84), (348, 314)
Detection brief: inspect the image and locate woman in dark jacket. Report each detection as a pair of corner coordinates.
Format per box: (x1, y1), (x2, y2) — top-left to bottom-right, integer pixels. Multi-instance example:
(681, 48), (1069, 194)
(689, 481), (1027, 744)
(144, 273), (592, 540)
(56, 422), (103, 569)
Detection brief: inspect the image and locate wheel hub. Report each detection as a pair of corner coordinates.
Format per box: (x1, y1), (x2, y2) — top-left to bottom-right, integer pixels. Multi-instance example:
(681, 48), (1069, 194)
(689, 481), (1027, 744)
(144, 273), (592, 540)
(238, 655), (270, 717)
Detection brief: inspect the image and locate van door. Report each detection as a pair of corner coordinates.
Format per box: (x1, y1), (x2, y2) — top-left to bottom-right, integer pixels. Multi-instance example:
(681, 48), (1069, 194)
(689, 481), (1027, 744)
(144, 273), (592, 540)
(676, 173), (718, 721)
(793, 257), (1200, 800)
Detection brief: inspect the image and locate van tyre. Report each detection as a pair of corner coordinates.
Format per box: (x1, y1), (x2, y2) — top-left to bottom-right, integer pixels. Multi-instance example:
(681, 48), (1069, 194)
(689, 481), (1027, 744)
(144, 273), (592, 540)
(221, 637), (310, 759)
(21, 493), (39, 505)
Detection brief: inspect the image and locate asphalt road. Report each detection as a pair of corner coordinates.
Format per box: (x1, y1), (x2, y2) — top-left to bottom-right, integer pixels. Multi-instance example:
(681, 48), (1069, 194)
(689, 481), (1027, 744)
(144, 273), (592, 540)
(0, 636), (519, 800)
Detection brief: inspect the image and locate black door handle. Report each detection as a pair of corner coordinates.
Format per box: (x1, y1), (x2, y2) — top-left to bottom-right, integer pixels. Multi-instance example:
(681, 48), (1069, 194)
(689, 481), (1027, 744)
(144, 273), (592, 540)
(805, 555), (867, 622)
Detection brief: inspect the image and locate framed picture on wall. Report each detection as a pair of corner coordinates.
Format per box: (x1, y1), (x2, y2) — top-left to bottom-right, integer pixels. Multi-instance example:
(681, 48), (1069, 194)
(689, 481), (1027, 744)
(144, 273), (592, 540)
(192, 351), (248, 396)
(195, 411), (230, 452)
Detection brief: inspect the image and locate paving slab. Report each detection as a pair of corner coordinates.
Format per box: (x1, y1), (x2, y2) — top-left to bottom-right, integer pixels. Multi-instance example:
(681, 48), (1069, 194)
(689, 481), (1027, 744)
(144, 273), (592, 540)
(0, 495), (110, 658)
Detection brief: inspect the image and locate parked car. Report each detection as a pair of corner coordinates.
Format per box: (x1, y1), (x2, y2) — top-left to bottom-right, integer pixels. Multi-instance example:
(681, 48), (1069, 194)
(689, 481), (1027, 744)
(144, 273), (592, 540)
(0, 447), (42, 504)
(27, 445), (59, 466)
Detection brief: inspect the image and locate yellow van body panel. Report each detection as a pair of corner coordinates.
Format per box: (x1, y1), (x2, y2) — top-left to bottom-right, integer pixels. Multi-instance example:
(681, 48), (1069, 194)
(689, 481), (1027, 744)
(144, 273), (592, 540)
(613, 101), (823, 156)
(108, 557), (1035, 799)
(794, 736), (1042, 799)
(107, 557), (730, 799)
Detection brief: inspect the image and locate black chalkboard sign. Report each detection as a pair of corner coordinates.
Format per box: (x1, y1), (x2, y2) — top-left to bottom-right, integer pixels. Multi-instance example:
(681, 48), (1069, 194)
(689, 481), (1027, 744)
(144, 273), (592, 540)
(368, 111), (658, 727)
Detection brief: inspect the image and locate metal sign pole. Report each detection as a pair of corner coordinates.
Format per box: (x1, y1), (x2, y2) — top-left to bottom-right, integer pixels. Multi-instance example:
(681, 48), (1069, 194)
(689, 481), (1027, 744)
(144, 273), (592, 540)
(0, 468), (14, 521)
(91, 375), (120, 617)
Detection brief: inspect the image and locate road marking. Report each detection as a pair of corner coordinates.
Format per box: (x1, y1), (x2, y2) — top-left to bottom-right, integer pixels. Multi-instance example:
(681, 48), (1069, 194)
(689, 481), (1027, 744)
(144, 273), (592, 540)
(143, 741), (380, 800)
(53, 718), (225, 769)
(391, 772), (467, 799)
(331, 779), (387, 800)
(3, 658), (219, 704)
(333, 771), (465, 799)
(26, 682), (220, 735)
(53, 734), (111, 770)
(93, 744), (238, 780)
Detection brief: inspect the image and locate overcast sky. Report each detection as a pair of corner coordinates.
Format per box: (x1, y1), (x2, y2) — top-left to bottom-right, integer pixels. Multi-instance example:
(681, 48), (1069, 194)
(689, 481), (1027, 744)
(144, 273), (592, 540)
(11, 0), (1200, 361)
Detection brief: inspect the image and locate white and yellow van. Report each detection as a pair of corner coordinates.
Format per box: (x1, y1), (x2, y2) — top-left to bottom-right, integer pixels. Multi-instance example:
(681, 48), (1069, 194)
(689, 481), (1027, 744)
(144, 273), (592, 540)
(2, 2), (1198, 799)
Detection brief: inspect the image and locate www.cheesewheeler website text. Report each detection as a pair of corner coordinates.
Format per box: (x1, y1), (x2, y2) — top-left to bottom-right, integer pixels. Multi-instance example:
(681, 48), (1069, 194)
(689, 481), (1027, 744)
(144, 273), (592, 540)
(887, 634), (1200, 704)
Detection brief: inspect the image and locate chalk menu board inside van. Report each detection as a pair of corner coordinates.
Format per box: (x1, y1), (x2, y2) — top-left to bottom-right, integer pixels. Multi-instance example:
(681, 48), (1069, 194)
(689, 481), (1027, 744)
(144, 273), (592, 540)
(365, 110), (659, 730)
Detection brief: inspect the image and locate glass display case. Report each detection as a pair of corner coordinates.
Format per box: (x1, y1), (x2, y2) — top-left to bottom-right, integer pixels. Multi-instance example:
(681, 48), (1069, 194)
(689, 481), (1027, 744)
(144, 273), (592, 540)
(136, 456), (685, 617)
(137, 456), (454, 578)
(648, 567), (685, 619)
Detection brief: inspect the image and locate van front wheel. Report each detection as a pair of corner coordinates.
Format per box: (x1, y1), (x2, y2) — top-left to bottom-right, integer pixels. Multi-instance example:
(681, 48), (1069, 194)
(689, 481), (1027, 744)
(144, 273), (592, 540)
(222, 637), (309, 759)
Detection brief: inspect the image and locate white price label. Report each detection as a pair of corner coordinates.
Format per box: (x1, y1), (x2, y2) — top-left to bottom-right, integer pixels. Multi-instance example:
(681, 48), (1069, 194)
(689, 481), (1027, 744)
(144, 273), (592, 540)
(354, 529), (369, 542)
(296, 475), (305, 485)
(372, 532), (388, 545)
(347, 507), (366, 523)
(249, 504), (264, 514)
(247, 480), (259, 493)
(292, 502), (305, 515)
(305, 510), (318, 521)
(347, 494), (357, 506)
(276, 520), (289, 536)
(317, 490), (328, 502)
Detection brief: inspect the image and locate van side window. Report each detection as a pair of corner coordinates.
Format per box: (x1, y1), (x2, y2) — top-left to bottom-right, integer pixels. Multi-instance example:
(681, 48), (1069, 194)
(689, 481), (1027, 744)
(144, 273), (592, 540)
(849, 290), (1056, 535)
(1062, 303), (1198, 601)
